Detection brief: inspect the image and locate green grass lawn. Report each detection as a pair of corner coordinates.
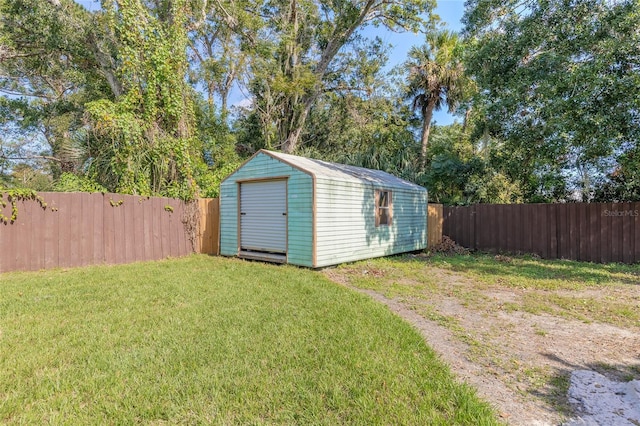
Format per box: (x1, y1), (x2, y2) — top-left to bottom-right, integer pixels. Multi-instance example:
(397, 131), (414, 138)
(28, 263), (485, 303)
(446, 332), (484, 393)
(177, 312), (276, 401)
(337, 253), (640, 328)
(426, 253), (640, 290)
(332, 253), (640, 416)
(0, 255), (498, 425)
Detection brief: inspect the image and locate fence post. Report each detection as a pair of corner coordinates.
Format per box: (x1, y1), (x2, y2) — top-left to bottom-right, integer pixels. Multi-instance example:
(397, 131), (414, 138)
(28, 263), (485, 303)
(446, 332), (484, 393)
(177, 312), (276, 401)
(427, 204), (443, 247)
(197, 198), (220, 255)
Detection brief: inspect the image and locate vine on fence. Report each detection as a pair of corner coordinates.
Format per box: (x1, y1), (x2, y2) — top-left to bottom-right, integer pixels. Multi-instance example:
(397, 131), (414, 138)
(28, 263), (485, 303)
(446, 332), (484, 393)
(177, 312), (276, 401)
(0, 189), (47, 224)
(182, 200), (200, 252)
(109, 198), (124, 207)
(1, 189), (202, 256)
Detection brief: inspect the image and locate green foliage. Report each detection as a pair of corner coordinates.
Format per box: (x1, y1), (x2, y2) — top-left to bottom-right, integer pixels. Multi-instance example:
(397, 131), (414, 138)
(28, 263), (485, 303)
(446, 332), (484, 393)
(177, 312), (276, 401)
(53, 172), (107, 193)
(1, 0), (638, 205)
(464, 0), (640, 201)
(194, 160), (241, 198)
(108, 197), (123, 206)
(245, 0), (435, 153)
(85, 0), (201, 199)
(422, 124), (522, 204)
(404, 29), (474, 160)
(193, 99), (243, 198)
(4, 164), (53, 191)
(592, 147), (640, 202)
(294, 76), (424, 186)
(302, 68), (416, 161)
(0, 188), (46, 224)
(0, 0), (112, 177)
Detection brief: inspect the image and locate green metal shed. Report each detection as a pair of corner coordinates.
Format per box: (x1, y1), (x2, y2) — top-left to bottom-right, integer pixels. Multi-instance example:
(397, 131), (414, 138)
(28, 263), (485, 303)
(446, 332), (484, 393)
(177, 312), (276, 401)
(219, 149), (427, 268)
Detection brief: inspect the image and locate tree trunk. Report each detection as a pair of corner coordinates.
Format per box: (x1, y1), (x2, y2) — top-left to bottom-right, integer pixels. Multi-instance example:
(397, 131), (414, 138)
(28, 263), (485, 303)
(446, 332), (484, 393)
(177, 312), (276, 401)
(281, 124), (304, 154)
(420, 101), (436, 163)
(279, 0), (375, 154)
(462, 106), (472, 132)
(280, 89), (316, 153)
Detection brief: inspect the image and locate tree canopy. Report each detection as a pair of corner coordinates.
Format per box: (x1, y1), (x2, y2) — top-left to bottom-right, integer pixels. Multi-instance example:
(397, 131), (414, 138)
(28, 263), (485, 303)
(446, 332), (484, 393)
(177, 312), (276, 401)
(463, 0), (640, 201)
(0, 0), (638, 203)
(404, 29), (472, 162)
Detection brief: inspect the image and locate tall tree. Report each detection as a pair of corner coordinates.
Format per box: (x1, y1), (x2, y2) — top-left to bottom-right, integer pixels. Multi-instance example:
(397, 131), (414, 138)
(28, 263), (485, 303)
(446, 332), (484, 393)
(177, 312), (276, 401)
(464, 0), (640, 201)
(187, 0), (260, 121)
(404, 29), (471, 162)
(248, 0), (435, 154)
(0, 0), (114, 176)
(84, 0), (202, 198)
(301, 37), (419, 170)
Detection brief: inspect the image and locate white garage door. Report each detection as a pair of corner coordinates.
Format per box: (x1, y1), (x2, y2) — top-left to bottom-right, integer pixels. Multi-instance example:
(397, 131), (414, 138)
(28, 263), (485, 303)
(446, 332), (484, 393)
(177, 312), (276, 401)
(240, 180), (287, 254)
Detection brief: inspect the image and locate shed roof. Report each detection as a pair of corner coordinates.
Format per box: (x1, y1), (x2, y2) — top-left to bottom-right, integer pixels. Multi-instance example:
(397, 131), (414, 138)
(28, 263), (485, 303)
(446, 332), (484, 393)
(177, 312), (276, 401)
(262, 150), (425, 192)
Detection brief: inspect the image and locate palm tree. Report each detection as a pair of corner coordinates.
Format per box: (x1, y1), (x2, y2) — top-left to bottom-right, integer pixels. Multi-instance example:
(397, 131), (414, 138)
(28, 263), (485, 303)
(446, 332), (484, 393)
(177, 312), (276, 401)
(405, 30), (470, 163)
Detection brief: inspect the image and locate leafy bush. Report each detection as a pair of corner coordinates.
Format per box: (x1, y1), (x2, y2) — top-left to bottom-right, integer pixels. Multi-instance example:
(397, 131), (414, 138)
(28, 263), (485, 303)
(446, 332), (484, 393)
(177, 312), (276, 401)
(53, 173), (107, 193)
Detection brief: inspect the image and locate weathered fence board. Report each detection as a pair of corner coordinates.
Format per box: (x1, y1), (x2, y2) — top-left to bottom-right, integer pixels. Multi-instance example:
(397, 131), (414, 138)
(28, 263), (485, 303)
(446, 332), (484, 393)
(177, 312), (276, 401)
(427, 203), (443, 248)
(198, 198), (220, 255)
(443, 202), (640, 264)
(0, 192), (198, 273)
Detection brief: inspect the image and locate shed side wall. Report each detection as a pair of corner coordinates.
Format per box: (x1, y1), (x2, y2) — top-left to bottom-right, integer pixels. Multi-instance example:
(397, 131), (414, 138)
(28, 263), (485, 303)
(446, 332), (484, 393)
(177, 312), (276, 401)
(314, 178), (427, 267)
(220, 153), (314, 267)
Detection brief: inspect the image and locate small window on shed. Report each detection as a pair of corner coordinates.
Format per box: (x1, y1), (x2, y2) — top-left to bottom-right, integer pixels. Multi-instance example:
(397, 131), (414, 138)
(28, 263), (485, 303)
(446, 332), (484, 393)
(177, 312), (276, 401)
(375, 190), (392, 227)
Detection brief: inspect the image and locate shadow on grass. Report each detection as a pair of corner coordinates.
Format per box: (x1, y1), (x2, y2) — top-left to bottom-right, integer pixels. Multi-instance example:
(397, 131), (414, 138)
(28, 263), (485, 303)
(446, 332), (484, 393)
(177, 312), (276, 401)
(392, 252), (640, 287)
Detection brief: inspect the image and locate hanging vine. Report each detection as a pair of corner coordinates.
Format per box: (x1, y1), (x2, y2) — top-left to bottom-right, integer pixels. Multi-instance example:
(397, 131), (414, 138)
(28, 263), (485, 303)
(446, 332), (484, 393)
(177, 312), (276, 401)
(181, 199), (200, 252)
(86, 0), (200, 200)
(0, 189), (47, 224)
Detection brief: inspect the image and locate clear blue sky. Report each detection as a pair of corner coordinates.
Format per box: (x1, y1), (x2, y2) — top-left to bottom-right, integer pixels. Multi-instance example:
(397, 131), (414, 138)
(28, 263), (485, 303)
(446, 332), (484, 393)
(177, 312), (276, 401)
(76, 0), (466, 124)
(77, 0), (98, 11)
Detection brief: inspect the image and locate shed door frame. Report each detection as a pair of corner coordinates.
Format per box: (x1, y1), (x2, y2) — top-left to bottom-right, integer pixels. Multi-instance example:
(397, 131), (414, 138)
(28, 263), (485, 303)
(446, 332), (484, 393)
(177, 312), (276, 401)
(237, 177), (288, 262)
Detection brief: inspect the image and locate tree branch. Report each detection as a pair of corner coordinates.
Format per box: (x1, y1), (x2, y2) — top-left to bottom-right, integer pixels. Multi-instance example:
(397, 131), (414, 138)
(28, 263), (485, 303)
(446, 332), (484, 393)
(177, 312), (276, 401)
(0, 47), (50, 61)
(1, 154), (62, 163)
(323, 85), (370, 93)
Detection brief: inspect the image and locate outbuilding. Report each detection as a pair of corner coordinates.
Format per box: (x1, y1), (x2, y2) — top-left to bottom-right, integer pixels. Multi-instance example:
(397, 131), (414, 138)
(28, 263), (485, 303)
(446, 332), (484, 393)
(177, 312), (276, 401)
(219, 149), (427, 268)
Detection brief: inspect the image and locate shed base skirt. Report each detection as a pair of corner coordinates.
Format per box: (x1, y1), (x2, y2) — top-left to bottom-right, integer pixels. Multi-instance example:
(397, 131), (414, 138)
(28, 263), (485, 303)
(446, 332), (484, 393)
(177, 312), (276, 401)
(239, 250), (286, 264)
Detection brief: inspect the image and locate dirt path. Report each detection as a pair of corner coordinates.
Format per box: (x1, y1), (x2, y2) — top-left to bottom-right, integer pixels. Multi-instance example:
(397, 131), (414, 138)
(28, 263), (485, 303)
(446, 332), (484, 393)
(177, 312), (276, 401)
(324, 267), (640, 426)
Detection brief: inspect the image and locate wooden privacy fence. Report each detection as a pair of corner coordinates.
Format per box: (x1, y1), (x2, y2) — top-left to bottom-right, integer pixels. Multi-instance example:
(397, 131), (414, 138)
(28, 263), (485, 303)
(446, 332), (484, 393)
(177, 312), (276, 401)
(443, 202), (640, 264)
(0, 192), (220, 273)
